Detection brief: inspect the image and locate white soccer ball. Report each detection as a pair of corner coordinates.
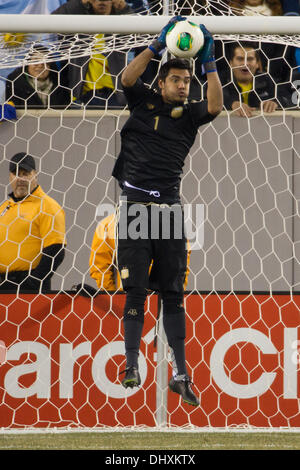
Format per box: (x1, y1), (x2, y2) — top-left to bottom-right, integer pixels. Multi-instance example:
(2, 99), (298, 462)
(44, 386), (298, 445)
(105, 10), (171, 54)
(166, 20), (205, 58)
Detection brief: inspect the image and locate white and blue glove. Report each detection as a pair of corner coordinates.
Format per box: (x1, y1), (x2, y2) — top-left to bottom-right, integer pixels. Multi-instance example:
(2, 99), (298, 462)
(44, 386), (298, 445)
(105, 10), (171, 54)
(149, 15), (186, 55)
(197, 24), (217, 74)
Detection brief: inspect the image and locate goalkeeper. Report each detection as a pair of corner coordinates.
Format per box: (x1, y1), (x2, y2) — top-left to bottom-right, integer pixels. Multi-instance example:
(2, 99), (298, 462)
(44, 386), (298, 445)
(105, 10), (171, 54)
(112, 17), (223, 407)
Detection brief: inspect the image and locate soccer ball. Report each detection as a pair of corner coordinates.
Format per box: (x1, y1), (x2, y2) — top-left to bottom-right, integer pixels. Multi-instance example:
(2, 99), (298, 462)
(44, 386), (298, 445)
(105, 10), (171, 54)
(166, 20), (204, 58)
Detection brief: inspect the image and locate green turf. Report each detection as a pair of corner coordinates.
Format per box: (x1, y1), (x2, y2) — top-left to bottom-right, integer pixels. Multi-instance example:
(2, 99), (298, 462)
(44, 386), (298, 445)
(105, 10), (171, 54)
(0, 431), (299, 450)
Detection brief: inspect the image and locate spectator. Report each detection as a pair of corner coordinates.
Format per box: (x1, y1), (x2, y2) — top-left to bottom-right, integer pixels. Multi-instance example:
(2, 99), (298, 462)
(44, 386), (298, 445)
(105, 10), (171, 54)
(225, 0), (296, 88)
(223, 42), (293, 116)
(228, 0), (283, 15)
(5, 45), (71, 109)
(0, 153), (66, 292)
(51, 0), (134, 108)
(89, 212), (191, 291)
(280, 0), (300, 15)
(0, 1), (69, 103)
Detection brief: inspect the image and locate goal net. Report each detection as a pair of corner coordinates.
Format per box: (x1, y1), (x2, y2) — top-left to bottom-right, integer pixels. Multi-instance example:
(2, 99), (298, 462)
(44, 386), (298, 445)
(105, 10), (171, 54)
(1, 6), (300, 431)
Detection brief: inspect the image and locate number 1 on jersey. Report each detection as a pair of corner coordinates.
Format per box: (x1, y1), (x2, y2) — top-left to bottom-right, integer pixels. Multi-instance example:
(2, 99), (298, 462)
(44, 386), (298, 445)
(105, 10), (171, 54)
(154, 116), (159, 131)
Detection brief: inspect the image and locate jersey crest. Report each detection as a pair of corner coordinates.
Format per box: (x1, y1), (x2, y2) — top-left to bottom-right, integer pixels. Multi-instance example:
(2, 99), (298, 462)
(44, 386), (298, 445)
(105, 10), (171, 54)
(171, 106), (183, 119)
(121, 267), (129, 279)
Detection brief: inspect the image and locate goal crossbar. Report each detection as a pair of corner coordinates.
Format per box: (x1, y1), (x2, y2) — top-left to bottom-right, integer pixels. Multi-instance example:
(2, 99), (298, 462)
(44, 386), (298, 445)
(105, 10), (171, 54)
(0, 14), (300, 34)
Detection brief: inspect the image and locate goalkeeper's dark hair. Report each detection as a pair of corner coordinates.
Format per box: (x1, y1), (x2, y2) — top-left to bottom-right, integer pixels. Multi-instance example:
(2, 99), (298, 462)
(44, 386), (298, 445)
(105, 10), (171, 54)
(158, 58), (193, 81)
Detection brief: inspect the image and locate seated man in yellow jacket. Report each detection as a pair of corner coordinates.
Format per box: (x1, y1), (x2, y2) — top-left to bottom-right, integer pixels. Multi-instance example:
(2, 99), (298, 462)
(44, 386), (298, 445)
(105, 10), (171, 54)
(89, 212), (191, 291)
(0, 153), (66, 292)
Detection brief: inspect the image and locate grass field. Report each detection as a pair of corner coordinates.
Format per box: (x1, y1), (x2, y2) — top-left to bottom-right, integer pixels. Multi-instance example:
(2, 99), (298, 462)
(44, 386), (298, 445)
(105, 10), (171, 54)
(0, 431), (299, 450)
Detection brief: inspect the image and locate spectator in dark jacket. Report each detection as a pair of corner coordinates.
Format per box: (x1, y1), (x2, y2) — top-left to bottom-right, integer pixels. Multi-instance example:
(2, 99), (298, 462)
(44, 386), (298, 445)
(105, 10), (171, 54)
(223, 42), (293, 116)
(5, 45), (71, 109)
(52, 0), (133, 108)
(218, 1), (297, 91)
(280, 0), (300, 15)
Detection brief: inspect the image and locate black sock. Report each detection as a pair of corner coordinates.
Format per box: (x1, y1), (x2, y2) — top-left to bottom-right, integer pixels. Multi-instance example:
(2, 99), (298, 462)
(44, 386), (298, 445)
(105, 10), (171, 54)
(123, 287), (147, 369)
(124, 318), (144, 369)
(163, 310), (187, 376)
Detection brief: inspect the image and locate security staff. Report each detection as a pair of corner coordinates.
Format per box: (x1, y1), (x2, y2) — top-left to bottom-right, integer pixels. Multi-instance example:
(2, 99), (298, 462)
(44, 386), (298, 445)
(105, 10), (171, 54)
(0, 153), (66, 292)
(89, 213), (121, 291)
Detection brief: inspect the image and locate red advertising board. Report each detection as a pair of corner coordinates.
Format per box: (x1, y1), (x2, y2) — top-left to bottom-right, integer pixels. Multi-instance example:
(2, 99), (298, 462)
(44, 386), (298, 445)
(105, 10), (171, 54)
(0, 292), (299, 428)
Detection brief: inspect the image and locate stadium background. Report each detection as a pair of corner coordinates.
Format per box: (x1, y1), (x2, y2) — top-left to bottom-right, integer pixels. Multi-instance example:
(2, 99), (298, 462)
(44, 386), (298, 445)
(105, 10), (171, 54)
(1, 0), (300, 447)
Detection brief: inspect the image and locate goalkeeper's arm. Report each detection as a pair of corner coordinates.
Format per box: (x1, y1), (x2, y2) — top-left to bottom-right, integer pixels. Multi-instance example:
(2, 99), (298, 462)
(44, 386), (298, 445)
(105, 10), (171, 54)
(121, 15), (185, 88)
(197, 24), (223, 116)
(121, 47), (154, 88)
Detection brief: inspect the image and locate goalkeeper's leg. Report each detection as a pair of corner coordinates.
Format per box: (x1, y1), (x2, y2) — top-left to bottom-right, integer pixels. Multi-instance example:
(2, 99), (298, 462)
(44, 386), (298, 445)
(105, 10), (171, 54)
(162, 291), (199, 406)
(121, 286), (147, 388)
(117, 202), (151, 388)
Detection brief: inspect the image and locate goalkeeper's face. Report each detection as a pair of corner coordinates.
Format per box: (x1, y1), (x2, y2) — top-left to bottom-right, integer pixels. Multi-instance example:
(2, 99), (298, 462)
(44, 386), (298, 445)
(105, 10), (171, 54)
(158, 68), (191, 104)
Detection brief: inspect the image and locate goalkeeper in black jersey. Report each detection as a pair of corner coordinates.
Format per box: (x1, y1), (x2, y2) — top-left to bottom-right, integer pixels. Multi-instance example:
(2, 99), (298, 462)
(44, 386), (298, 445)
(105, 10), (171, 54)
(112, 16), (223, 406)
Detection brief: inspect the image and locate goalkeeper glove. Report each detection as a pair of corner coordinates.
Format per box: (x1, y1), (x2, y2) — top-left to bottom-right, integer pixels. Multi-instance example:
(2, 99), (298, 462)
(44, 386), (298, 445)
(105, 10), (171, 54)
(197, 24), (217, 74)
(149, 15), (186, 55)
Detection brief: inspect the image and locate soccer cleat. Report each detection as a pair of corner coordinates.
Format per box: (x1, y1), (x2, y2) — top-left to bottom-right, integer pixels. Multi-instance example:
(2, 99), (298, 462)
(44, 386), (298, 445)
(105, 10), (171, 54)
(168, 375), (199, 406)
(120, 367), (141, 389)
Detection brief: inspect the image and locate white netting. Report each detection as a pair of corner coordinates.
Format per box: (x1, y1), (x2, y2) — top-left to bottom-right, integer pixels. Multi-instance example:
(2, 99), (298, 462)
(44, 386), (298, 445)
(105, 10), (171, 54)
(1, 8), (300, 430)
(2, 31), (300, 70)
(1, 1), (300, 70)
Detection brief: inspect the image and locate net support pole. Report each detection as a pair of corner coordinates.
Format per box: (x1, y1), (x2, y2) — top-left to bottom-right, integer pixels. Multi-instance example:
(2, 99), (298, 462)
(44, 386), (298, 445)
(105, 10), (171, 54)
(155, 298), (168, 428)
(155, 4), (171, 428)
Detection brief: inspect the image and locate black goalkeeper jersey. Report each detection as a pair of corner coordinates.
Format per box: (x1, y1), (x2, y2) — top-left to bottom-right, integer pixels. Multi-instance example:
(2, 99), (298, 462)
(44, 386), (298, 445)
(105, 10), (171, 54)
(112, 79), (216, 203)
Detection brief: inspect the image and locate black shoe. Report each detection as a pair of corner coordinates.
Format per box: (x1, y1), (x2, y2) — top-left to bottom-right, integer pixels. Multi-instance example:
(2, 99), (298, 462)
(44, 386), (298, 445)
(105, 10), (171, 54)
(120, 367), (141, 389)
(168, 375), (199, 406)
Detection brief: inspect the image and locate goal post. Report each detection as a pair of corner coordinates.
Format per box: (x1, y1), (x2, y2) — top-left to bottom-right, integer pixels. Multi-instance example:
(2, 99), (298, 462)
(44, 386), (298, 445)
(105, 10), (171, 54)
(0, 14), (300, 34)
(1, 10), (300, 431)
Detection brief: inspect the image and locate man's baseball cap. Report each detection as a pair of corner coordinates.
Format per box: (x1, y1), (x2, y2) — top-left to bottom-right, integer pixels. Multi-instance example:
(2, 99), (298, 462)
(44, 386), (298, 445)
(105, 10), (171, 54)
(9, 153), (36, 173)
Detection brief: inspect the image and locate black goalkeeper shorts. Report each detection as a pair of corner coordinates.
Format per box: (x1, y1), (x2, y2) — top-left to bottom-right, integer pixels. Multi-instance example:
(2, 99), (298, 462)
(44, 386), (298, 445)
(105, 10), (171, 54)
(116, 200), (187, 293)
